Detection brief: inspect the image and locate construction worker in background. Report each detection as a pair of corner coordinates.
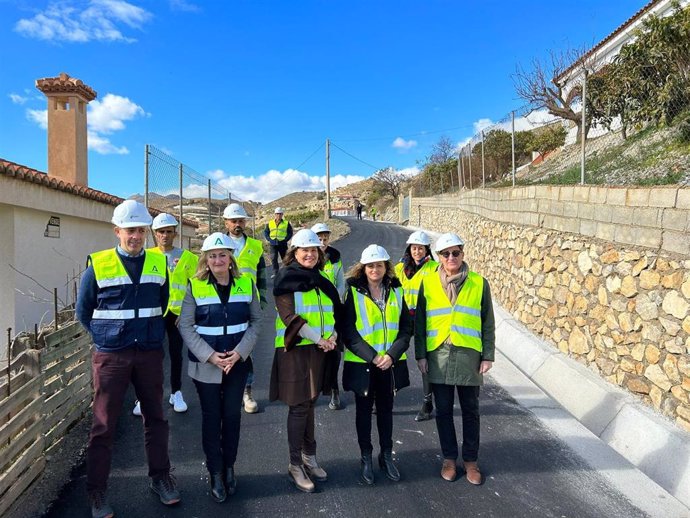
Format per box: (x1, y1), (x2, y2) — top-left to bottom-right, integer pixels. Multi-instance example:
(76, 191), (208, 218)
(370, 207), (377, 222)
(263, 207), (293, 278)
(131, 213), (198, 417)
(394, 230), (438, 421)
(311, 223), (346, 410)
(76, 199), (181, 518)
(355, 200), (363, 220)
(223, 203), (267, 413)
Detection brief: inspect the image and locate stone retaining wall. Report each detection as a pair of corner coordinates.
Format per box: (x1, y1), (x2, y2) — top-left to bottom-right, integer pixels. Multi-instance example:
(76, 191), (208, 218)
(412, 187), (690, 432)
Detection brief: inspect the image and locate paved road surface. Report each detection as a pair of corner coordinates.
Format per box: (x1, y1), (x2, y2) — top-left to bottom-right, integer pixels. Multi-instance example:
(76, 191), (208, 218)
(44, 217), (655, 517)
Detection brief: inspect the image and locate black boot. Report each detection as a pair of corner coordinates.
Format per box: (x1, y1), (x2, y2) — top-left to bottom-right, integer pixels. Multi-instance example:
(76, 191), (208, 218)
(209, 472), (227, 503)
(360, 453), (374, 485)
(414, 395), (433, 422)
(379, 451), (400, 482)
(225, 466), (236, 496)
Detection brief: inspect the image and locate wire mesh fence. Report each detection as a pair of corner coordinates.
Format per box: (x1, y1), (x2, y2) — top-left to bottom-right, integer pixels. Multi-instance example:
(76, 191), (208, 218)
(144, 145), (259, 244)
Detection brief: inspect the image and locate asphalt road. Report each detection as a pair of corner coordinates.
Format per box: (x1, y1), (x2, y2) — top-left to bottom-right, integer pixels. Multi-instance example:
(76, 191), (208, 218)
(43, 217), (650, 518)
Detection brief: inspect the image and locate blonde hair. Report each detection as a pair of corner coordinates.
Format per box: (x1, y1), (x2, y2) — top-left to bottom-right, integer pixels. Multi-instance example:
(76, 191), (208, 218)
(195, 249), (240, 281)
(345, 260), (395, 282)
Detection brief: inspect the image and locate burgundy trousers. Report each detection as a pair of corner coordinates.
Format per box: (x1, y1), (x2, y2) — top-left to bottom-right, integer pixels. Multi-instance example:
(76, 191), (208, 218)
(86, 348), (170, 493)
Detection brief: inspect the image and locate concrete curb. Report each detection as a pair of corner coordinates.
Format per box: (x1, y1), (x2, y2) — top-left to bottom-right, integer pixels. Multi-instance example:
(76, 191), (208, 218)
(495, 305), (690, 509)
(403, 224), (690, 510)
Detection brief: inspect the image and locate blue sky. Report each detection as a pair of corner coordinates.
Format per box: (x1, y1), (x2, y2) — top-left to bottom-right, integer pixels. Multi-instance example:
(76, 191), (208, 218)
(0, 0), (649, 203)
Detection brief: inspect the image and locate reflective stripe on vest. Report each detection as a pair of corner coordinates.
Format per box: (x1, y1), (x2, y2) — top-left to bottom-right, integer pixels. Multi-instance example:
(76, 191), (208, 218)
(146, 247), (199, 316)
(394, 260), (438, 311)
(422, 270), (483, 352)
(269, 219), (289, 241)
(275, 285), (335, 348)
(90, 249), (166, 322)
(344, 285), (406, 363)
(235, 237), (263, 282)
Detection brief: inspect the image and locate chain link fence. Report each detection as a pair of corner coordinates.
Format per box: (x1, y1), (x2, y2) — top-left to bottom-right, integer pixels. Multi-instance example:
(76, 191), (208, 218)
(144, 145), (259, 246)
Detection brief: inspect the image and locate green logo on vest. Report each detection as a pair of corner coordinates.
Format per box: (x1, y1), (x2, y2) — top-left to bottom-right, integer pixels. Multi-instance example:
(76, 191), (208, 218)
(236, 286), (244, 293)
(152, 265), (159, 273)
(215, 237), (223, 245)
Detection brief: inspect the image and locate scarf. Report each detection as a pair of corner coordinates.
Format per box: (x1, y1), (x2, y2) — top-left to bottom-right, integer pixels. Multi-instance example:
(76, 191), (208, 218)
(324, 246), (341, 265)
(439, 261), (469, 305)
(274, 262), (344, 310)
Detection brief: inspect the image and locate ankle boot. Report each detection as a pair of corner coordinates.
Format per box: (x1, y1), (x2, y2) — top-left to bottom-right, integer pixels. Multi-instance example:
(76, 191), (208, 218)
(301, 453), (328, 482)
(414, 395), (433, 421)
(209, 472), (226, 503)
(378, 450), (401, 482)
(360, 453), (374, 485)
(225, 466), (236, 496)
(328, 389), (341, 410)
(288, 463), (315, 493)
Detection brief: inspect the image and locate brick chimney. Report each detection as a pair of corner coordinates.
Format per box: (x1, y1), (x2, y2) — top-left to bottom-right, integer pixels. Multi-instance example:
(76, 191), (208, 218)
(35, 72), (97, 187)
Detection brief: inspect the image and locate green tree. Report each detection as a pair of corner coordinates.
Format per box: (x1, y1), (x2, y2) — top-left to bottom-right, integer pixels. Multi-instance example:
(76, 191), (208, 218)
(371, 166), (406, 199)
(528, 124), (566, 157)
(483, 129), (512, 179)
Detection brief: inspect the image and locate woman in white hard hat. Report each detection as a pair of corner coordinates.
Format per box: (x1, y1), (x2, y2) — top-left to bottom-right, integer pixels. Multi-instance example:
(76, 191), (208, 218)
(415, 233), (495, 486)
(269, 229), (344, 494)
(341, 244), (412, 485)
(394, 230), (438, 422)
(178, 232), (260, 503)
(311, 222), (346, 411)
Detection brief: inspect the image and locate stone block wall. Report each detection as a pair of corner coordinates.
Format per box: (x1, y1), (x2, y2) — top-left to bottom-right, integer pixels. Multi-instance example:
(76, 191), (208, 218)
(411, 186), (690, 432)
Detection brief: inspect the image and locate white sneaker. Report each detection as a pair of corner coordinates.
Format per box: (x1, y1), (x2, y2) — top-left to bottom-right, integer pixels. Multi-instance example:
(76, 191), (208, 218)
(169, 391), (188, 413)
(243, 388), (258, 414)
(132, 400), (142, 416)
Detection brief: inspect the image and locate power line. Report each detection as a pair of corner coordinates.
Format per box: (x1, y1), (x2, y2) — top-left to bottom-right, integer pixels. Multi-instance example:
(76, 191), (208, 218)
(294, 142), (325, 170)
(333, 123), (477, 143)
(329, 141), (382, 171)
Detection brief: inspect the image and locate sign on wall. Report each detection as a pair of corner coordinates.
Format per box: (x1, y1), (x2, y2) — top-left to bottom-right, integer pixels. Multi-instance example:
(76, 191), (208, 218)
(44, 216), (60, 238)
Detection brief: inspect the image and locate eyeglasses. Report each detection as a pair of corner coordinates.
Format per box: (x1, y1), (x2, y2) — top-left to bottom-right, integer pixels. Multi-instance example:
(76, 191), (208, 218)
(156, 230), (175, 235)
(439, 250), (463, 258)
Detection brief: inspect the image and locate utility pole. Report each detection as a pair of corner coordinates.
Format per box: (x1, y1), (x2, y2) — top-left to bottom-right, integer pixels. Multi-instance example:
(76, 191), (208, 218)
(481, 130), (485, 188)
(511, 111), (516, 187)
(325, 138), (331, 219)
(581, 70), (587, 185)
(178, 163), (183, 248)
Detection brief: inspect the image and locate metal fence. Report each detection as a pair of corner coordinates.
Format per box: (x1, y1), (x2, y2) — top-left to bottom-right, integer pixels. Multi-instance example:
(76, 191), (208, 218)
(144, 145), (258, 242)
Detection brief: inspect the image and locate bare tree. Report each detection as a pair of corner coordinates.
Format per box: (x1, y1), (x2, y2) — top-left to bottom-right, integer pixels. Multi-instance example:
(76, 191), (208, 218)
(372, 167), (406, 199)
(426, 135), (456, 165)
(513, 49), (593, 142)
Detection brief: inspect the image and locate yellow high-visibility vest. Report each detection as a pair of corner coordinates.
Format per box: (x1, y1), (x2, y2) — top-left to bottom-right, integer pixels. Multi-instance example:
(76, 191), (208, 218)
(275, 285), (335, 348)
(268, 219), (289, 241)
(394, 259), (439, 311)
(147, 247), (198, 316)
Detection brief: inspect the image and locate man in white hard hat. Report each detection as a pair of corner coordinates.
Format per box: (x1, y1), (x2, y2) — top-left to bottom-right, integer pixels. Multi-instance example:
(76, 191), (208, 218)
(223, 203), (266, 414)
(263, 207), (293, 278)
(135, 213), (199, 416)
(76, 199), (181, 517)
(415, 232), (495, 486)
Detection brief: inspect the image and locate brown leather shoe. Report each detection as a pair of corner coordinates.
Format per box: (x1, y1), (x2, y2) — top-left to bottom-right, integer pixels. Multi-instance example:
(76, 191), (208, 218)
(464, 461), (482, 485)
(441, 459), (457, 481)
(288, 464), (315, 493)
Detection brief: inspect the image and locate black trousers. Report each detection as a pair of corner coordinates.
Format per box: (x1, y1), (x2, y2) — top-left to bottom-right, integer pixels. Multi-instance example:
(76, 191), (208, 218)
(193, 360), (250, 473)
(431, 384), (480, 462)
(355, 368), (394, 454)
(270, 243), (288, 274)
(287, 398), (317, 465)
(323, 349), (341, 392)
(165, 312), (183, 393)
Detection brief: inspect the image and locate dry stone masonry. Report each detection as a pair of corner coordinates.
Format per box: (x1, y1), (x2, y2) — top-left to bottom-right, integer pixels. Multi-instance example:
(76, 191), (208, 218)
(412, 186), (690, 432)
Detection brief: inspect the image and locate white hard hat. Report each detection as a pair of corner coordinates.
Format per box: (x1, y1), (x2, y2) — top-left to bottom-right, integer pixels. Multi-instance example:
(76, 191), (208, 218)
(311, 223), (330, 234)
(223, 203), (249, 219)
(201, 232), (235, 252)
(434, 233), (465, 252)
(112, 199), (152, 228)
(407, 230), (431, 246)
(151, 213), (178, 230)
(360, 244), (390, 264)
(291, 229), (321, 248)
(274, 207), (285, 214)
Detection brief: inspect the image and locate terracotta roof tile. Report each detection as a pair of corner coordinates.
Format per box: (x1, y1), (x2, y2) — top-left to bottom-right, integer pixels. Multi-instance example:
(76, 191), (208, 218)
(35, 72), (97, 102)
(0, 158), (198, 228)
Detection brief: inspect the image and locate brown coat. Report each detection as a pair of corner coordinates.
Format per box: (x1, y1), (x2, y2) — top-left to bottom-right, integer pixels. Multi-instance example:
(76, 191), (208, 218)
(269, 293), (333, 406)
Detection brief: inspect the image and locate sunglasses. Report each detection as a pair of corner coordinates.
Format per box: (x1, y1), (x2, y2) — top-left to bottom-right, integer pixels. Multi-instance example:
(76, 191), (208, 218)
(439, 250), (463, 258)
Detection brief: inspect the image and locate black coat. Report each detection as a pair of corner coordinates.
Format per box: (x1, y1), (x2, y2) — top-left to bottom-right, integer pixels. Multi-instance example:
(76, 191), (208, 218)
(341, 275), (412, 397)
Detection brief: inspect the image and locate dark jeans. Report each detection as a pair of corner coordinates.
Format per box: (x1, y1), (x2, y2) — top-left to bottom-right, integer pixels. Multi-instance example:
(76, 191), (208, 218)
(355, 368), (394, 454)
(323, 349), (341, 392)
(270, 243), (288, 274)
(287, 398), (317, 465)
(165, 312), (183, 393)
(193, 360), (250, 473)
(87, 348), (170, 493)
(431, 384), (480, 462)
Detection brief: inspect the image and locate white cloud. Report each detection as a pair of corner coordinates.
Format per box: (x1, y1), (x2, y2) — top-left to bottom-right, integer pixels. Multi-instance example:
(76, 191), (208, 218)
(196, 168), (368, 203)
(15, 0), (152, 43)
(10, 93), (28, 104)
(397, 166), (420, 178)
(473, 118), (493, 133)
(88, 93), (146, 133)
(87, 130), (128, 154)
(392, 137), (417, 151)
(169, 0), (201, 12)
(26, 109), (47, 129)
